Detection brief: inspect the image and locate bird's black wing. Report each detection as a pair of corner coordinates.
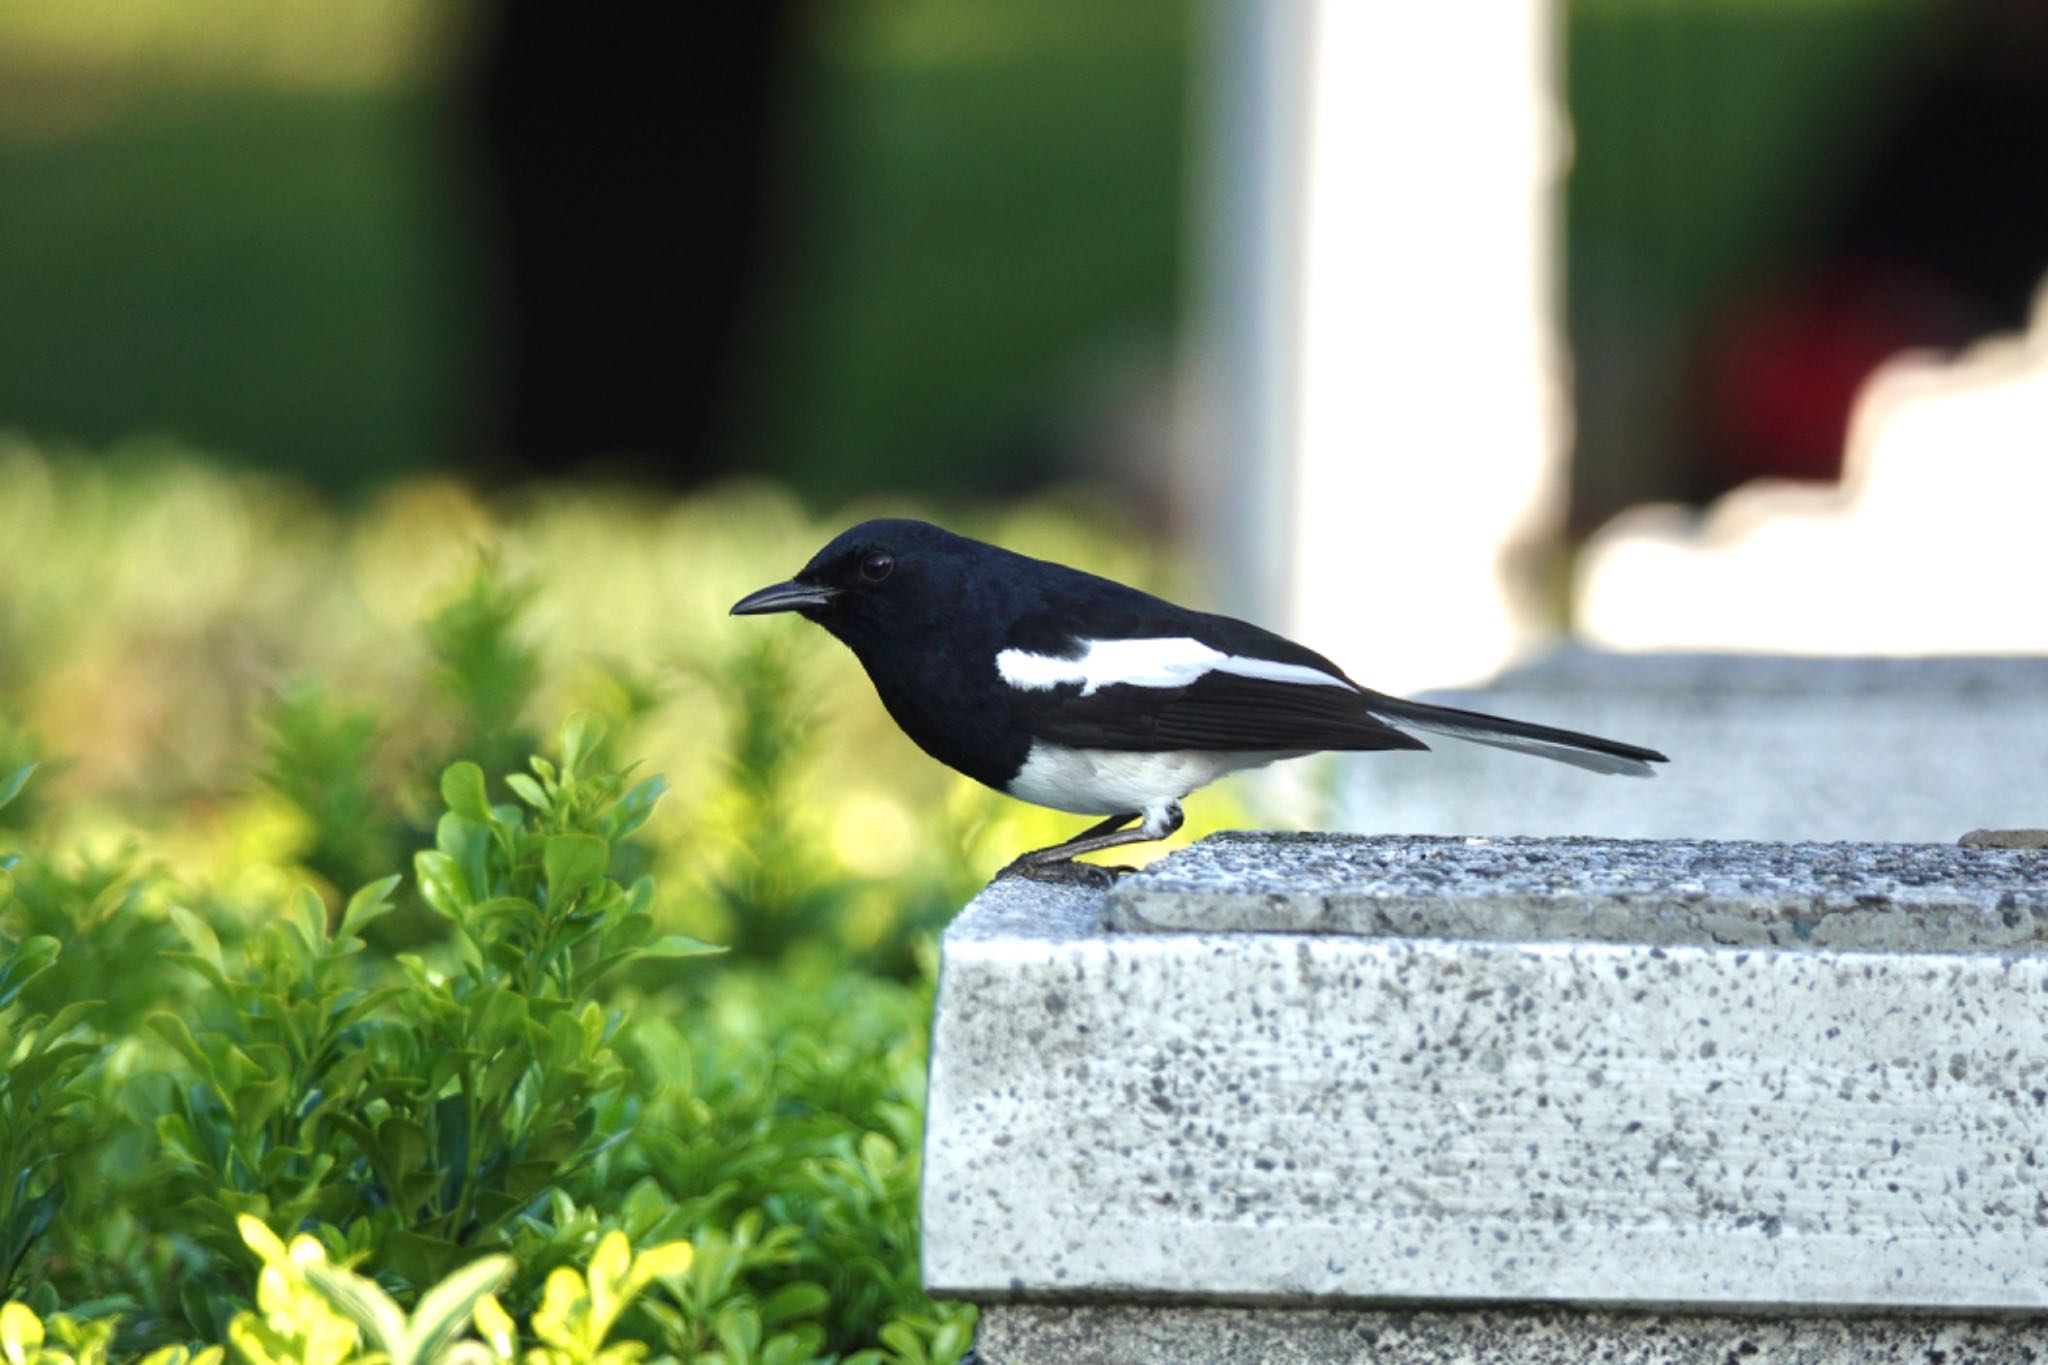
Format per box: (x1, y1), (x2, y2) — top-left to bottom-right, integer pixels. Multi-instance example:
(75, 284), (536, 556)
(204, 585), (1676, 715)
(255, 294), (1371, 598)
(997, 594), (1425, 754)
(1008, 665), (1429, 755)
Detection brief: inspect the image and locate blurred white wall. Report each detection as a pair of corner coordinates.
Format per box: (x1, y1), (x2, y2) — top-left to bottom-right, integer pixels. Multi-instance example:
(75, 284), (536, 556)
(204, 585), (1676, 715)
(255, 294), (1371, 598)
(1579, 283), (2048, 655)
(1193, 0), (1568, 694)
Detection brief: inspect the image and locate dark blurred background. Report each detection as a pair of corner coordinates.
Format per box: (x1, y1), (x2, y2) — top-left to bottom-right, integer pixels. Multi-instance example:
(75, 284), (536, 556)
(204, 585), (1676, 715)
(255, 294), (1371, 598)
(0, 0), (2041, 520)
(0, 0), (1188, 501)
(1569, 0), (2048, 531)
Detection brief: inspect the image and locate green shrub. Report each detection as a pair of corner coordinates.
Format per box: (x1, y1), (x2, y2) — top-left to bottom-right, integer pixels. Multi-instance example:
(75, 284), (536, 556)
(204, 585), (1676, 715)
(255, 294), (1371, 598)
(0, 451), (1227, 1364)
(1, 719), (972, 1363)
(0, 766), (98, 1301)
(259, 685), (397, 908)
(0, 939), (96, 1301)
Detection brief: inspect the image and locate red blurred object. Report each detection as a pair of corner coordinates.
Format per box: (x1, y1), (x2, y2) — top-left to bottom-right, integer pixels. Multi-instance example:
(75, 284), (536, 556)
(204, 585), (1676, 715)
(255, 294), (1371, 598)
(1704, 262), (1986, 486)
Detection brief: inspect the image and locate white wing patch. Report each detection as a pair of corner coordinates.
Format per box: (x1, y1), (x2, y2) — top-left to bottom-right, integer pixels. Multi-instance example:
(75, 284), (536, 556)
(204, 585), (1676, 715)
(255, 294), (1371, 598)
(996, 637), (1354, 697)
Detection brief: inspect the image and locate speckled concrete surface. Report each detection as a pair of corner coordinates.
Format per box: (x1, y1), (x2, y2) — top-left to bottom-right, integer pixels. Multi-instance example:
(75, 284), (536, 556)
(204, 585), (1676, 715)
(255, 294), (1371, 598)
(924, 852), (2048, 1312)
(1335, 651), (2048, 843)
(976, 1304), (2048, 1364)
(1109, 831), (2048, 945)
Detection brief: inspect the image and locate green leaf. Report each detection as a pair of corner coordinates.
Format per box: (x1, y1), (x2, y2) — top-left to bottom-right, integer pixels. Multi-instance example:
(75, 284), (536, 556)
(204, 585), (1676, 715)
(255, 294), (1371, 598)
(477, 977), (524, 1031)
(415, 850), (470, 919)
(439, 761), (492, 822)
(931, 1317), (975, 1364)
(543, 834), (609, 903)
(758, 1281), (830, 1327)
(288, 885), (329, 955)
(626, 1240), (694, 1292)
(398, 1171), (441, 1218)
(0, 935), (61, 1009)
(506, 773), (550, 811)
(162, 949), (232, 998)
(878, 1321), (931, 1364)
(479, 1049), (530, 1106)
(469, 896), (541, 931)
(38, 998), (97, 1042)
(606, 775), (666, 840)
(638, 933), (725, 959)
(1, 1301), (45, 1357)
(167, 905), (226, 977)
(473, 1293), (516, 1361)
(9, 1038), (96, 1096)
(559, 712), (605, 779)
(0, 762), (35, 812)
(713, 1302), (764, 1361)
(303, 1262), (408, 1363)
(407, 1253), (515, 1364)
(605, 910), (653, 953)
(341, 874), (403, 938)
(381, 1230), (466, 1289)
(376, 1116), (430, 1180)
(502, 1159), (557, 1202)
(860, 1131), (900, 1177)
(235, 1214), (290, 1268)
(617, 935), (728, 974)
(587, 1229), (631, 1305)
(140, 1346), (227, 1365)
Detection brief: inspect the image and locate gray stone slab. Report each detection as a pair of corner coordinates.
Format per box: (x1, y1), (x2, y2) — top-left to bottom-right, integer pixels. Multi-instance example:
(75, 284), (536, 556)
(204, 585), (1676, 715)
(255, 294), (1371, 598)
(1108, 831), (2048, 948)
(1335, 650), (2048, 843)
(922, 846), (2048, 1314)
(1967, 829), (2048, 850)
(976, 1303), (2048, 1365)
(1430, 650), (2048, 699)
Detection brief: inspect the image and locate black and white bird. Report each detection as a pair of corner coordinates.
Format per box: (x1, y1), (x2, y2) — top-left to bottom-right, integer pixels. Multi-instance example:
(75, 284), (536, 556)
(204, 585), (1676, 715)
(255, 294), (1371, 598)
(732, 519), (1666, 884)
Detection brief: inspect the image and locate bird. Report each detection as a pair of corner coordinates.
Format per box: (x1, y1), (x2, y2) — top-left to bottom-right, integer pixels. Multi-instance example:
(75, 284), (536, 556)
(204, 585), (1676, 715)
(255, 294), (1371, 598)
(731, 518), (1667, 885)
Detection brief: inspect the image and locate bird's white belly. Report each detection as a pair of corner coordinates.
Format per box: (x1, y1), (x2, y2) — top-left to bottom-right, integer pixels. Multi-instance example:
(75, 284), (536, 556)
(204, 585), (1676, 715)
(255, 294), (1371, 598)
(1005, 743), (1292, 819)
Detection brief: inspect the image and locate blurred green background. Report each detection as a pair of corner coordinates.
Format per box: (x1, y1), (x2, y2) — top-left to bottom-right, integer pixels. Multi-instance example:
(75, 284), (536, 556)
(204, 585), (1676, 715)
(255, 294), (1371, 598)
(0, 0), (1951, 504)
(0, 0), (1193, 498)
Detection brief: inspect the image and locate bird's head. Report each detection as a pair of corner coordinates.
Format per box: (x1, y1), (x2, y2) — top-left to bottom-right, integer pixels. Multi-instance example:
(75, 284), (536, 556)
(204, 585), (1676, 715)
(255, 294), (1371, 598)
(729, 518), (986, 650)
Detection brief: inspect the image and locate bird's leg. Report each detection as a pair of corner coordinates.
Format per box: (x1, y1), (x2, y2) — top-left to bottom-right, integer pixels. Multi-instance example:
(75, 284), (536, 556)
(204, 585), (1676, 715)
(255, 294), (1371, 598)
(996, 813), (1138, 885)
(997, 805), (1185, 888)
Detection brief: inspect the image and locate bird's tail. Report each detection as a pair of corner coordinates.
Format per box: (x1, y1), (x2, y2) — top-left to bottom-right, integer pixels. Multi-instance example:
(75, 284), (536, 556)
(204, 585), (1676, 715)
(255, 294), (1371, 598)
(1363, 694), (1667, 778)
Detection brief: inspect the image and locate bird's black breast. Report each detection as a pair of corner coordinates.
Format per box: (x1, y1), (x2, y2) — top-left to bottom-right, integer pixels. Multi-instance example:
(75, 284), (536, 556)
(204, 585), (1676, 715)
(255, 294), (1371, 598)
(850, 624), (1034, 793)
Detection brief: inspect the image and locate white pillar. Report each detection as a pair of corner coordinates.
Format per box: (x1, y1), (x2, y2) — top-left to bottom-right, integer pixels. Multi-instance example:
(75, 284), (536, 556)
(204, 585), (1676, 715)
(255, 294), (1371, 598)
(1186, 0), (1313, 626)
(1198, 0), (1568, 694)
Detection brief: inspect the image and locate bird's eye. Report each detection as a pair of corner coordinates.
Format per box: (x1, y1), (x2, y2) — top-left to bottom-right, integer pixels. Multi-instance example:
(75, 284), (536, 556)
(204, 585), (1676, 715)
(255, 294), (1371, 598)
(859, 551), (894, 583)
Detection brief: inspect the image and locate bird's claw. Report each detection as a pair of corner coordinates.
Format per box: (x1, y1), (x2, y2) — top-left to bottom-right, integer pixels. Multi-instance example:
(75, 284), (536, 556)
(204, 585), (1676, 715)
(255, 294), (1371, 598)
(995, 857), (1134, 888)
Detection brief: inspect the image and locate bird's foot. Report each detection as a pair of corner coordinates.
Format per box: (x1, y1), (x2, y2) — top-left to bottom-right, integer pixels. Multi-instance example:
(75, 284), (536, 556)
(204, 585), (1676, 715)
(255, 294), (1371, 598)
(996, 856), (1135, 888)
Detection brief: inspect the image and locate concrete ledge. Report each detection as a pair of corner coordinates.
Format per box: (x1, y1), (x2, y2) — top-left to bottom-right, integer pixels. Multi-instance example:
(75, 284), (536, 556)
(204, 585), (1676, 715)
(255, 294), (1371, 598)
(975, 1303), (2048, 1364)
(1110, 830), (2048, 947)
(922, 835), (2048, 1319)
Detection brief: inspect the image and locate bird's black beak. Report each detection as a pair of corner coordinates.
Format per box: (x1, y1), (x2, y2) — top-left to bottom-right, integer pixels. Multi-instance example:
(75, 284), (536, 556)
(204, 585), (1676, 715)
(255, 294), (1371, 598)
(730, 580), (839, 616)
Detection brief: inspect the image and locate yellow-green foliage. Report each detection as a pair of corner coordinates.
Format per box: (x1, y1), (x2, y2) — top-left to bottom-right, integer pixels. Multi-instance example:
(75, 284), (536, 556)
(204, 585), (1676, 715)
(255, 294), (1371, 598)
(0, 715), (969, 1362)
(5, 1218), (696, 1365)
(0, 441), (1239, 940)
(1, 1301), (219, 1365)
(0, 444), (1283, 1364)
